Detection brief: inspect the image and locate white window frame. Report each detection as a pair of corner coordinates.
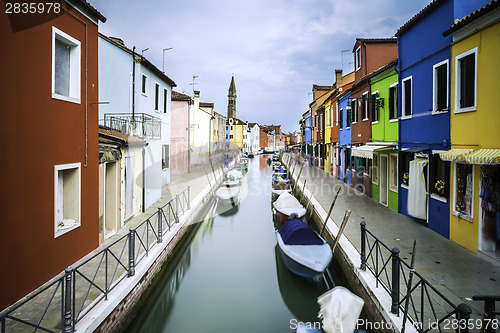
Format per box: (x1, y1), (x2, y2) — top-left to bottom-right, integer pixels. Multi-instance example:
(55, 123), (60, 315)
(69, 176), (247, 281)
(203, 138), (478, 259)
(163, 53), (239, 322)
(54, 162), (81, 238)
(371, 91), (379, 124)
(389, 82), (399, 122)
(454, 47), (477, 114)
(163, 88), (168, 114)
(372, 152), (379, 185)
(52, 27), (81, 104)
(432, 59), (449, 114)
(141, 74), (148, 96)
(452, 162), (474, 222)
(402, 76), (412, 119)
(389, 153), (398, 192)
(352, 98), (358, 124)
(355, 46), (361, 71)
(362, 92), (369, 121)
(335, 103), (338, 127)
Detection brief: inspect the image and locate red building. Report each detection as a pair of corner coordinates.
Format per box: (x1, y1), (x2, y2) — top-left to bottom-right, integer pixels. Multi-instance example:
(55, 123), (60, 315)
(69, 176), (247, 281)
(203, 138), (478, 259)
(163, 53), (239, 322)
(0, 1), (106, 310)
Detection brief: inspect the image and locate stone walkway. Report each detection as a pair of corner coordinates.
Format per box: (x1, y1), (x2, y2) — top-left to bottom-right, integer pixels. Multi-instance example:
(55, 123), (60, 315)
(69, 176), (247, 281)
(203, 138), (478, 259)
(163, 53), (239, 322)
(284, 152), (500, 323)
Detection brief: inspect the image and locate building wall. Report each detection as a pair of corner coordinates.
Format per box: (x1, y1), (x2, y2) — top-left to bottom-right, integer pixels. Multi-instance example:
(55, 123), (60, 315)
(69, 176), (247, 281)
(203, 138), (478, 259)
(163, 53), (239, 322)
(338, 93), (352, 185)
(449, 19), (500, 253)
(350, 81), (372, 146)
(170, 100), (190, 174)
(0, 7), (100, 310)
(370, 69), (398, 143)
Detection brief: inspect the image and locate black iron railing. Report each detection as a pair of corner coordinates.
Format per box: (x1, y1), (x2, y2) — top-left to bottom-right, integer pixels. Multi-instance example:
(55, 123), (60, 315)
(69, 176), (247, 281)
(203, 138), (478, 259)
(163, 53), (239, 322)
(0, 186), (191, 333)
(360, 221), (490, 333)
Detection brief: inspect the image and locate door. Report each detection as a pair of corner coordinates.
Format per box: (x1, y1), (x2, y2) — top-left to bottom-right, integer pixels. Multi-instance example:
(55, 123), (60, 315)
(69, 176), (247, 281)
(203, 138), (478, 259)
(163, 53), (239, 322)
(380, 155), (388, 206)
(124, 156), (134, 220)
(104, 161), (118, 238)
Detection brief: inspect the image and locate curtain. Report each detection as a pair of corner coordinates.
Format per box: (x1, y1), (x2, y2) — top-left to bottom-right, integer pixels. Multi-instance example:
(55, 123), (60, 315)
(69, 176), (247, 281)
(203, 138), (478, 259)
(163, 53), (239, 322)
(407, 158), (428, 219)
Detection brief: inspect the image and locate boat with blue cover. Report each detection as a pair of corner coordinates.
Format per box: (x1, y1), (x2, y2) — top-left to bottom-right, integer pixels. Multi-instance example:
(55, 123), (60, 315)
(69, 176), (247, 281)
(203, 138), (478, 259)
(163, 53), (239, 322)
(276, 218), (332, 284)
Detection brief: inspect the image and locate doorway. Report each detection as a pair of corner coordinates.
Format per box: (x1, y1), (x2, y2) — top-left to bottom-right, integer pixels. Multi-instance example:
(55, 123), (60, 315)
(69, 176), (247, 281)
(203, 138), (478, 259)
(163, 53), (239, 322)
(380, 155), (388, 206)
(104, 161), (118, 239)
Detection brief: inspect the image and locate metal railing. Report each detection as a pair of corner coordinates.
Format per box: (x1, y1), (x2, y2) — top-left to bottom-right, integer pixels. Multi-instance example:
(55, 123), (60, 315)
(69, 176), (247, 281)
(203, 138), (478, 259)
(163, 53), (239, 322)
(100, 113), (161, 139)
(360, 221), (479, 332)
(0, 186), (191, 333)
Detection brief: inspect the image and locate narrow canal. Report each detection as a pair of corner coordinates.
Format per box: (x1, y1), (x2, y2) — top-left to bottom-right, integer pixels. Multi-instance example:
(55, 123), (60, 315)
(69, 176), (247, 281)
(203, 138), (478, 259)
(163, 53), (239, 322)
(124, 155), (335, 333)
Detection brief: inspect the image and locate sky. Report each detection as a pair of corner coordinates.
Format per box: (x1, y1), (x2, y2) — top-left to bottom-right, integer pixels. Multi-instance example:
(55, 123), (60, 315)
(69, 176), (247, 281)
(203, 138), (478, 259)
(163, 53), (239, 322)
(91, 0), (431, 133)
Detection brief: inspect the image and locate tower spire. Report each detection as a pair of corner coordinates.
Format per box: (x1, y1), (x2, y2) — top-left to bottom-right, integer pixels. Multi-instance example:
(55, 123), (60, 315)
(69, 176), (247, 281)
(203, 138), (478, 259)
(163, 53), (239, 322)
(227, 75), (236, 119)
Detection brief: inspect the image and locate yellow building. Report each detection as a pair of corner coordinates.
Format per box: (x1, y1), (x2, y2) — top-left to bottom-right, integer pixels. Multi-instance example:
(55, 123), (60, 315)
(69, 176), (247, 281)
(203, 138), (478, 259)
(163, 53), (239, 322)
(440, 5), (500, 258)
(227, 117), (246, 150)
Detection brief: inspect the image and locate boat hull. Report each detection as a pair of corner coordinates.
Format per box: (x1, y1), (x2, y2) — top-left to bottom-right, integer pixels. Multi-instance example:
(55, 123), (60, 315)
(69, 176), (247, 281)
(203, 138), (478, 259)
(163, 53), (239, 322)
(277, 241), (326, 284)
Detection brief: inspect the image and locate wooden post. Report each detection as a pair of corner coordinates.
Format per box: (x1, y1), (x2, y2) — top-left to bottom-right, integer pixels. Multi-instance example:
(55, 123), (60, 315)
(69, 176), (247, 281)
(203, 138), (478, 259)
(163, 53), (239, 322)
(332, 210), (351, 255)
(320, 186), (342, 237)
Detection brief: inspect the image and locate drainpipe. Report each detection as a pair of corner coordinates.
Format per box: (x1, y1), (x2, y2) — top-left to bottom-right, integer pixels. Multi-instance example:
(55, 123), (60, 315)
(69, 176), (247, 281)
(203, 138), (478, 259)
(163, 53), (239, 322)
(397, 36), (402, 214)
(132, 46), (136, 121)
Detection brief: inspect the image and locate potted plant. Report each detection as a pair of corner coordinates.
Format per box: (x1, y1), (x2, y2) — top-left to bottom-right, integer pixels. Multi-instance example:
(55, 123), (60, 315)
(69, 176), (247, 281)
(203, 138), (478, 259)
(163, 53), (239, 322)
(434, 180), (445, 196)
(403, 172), (409, 186)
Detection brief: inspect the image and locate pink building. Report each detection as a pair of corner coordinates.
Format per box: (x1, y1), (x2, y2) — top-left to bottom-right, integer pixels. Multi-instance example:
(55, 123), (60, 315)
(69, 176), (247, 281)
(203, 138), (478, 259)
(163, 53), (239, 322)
(171, 91), (191, 174)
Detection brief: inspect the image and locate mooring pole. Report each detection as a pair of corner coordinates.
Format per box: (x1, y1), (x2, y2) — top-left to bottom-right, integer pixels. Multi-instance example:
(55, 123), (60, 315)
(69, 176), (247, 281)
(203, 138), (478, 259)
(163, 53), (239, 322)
(402, 240), (417, 333)
(320, 186), (342, 237)
(331, 210), (351, 255)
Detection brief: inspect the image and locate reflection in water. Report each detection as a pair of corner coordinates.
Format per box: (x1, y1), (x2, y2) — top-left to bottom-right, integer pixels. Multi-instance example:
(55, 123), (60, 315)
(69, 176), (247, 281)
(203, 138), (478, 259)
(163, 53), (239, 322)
(124, 156), (334, 333)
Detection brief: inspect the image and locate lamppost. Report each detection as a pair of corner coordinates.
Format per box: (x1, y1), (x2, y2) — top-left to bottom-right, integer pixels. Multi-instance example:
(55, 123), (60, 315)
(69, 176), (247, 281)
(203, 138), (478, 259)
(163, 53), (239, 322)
(162, 47), (172, 72)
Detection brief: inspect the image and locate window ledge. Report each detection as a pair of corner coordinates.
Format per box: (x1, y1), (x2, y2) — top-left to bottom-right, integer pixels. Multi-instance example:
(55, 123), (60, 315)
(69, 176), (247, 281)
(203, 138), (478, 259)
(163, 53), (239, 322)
(55, 221), (81, 238)
(432, 109), (449, 115)
(389, 119), (399, 123)
(390, 187), (398, 193)
(454, 107), (476, 114)
(401, 184), (409, 190)
(401, 115), (412, 120)
(372, 180), (379, 185)
(430, 193), (447, 203)
(372, 121), (379, 125)
(52, 93), (81, 104)
(452, 210), (473, 223)
(362, 118), (369, 122)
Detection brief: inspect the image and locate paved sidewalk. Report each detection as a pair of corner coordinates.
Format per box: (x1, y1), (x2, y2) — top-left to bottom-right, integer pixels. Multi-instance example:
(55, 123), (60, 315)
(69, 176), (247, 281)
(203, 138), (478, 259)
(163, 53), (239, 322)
(284, 153), (500, 318)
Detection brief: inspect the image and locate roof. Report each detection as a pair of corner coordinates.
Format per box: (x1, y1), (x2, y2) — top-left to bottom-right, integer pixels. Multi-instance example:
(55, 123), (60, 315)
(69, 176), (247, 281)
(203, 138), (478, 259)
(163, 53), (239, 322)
(171, 91), (192, 102)
(98, 33), (176, 88)
(312, 84), (334, 91)
(214, 111), (226, 118)
(229, 75), (236, 93)
(352, 37), (397, 52)
(395, 0), (444, 37)
(98, 128), (146, 145)
(443, 0), (500, 36)
(200, 102), (214, 108)
(248, 122), (258, 128)
(71, 0), (106, 22)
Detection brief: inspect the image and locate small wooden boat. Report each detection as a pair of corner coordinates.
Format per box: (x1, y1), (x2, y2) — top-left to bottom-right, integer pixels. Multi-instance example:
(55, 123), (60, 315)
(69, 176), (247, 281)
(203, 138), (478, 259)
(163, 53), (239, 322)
(215, 186), (240, 206)
(222, 179), (240, 187)
(273, 192), (306, 223)
(272, 181), (292, 201)
(276, 218), (332, 284)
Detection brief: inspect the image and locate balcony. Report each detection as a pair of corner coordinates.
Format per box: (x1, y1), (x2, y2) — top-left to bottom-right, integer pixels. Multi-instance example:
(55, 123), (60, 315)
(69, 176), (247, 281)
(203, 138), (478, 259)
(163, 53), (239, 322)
(100, 113), (161, 139)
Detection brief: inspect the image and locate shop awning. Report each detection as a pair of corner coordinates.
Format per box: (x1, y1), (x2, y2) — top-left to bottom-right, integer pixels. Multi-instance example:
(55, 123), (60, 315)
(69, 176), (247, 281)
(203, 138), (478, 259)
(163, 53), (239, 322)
(351, 145), (388, 159)
(352, 145), (396, 160)
(402, 147), (429, 153)
(464, 149), (500, 165)
(439, 148), (475, 162)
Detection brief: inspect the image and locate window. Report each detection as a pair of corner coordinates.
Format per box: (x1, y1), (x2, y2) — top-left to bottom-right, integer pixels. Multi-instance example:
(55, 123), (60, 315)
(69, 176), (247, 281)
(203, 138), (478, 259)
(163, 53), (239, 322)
(453, 163), (473, 219)
(339, 108), (343, 129)
(371, 92), (379, 123)
(355, 46), (361, 71)
(430, 154), (449, 198)
(163, 89), (168, 114)
(230, 135), (233, 139)
(231, 126), (233, 130)
(346, 105), (351, 128)
(400, 152), (411, 187)
(155, 83), (160, 111)
(455, 48), (477, 113)
(433, 60), (449, 113)
(361, 93), (369, 120)
(390, 154), (398, 192)
(402, 77), (412, 117)
(141, 74), (148, 95)
(54, 163), (81, 237)
(372, 153), (379, 184)
(52, 27), (81, 103)
(389, 83), (398, 120)
(352, 99), (358, 123)
(162, 145), (169, 169)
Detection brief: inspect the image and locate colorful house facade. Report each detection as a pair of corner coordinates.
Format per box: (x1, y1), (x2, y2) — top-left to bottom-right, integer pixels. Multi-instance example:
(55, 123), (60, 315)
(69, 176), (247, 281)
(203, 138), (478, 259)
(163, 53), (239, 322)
(337, 91), (352, 185)
(441, 1), (500, 258)
(0, 0), (106, 311)
(171, 91), (192, 174)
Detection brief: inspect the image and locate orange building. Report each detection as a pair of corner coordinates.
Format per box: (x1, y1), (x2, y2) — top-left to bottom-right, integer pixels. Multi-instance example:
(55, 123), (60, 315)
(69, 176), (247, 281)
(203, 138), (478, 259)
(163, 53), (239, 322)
(0, 1), (106, 310)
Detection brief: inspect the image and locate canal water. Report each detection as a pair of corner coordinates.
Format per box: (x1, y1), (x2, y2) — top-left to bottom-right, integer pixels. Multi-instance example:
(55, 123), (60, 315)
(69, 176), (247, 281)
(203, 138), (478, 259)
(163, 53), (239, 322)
(124, 155), (334, 333)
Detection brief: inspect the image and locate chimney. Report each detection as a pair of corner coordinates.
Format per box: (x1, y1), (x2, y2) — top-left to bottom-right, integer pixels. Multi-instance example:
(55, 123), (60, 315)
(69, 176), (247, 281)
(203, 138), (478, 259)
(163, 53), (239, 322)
(335, 69), (343, 86)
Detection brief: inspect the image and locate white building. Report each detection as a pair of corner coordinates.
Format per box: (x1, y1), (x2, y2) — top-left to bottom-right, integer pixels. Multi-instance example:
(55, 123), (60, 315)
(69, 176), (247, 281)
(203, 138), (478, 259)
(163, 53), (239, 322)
(190, 91), (213, 164)
(248, 123), (260, 153)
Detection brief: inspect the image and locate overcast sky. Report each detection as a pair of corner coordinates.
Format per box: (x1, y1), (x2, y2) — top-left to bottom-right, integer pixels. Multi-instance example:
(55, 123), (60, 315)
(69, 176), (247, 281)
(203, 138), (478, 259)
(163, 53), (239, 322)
(91, 0), (431, 133)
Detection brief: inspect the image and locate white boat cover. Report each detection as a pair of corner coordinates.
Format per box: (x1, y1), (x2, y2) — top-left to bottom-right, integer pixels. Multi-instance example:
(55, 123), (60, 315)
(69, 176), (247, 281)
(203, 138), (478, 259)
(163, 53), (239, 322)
(273, 192), (306, 218)
(227, 169), (242, 180)
(215, 186), (240, 200)
(317, 286), (364, 333)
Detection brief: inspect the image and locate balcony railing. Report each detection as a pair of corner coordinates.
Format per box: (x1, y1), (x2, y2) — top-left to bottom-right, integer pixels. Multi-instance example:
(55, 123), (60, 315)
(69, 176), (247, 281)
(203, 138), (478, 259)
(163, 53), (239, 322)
(100, 113), (161, 139)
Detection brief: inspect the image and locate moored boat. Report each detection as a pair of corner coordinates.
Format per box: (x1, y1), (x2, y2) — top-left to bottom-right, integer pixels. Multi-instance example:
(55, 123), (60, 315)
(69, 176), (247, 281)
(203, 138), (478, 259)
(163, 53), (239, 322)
(215, 186), (240, 206)
(273, 192), (306, 223)
(276, 218), (332, 284)
(227, 168), (242, 180)
(272, 180), (292, 201)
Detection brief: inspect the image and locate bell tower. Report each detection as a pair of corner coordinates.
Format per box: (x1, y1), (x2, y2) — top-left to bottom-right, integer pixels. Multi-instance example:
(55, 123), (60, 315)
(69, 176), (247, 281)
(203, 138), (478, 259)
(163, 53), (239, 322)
(227, 75), (236, 119)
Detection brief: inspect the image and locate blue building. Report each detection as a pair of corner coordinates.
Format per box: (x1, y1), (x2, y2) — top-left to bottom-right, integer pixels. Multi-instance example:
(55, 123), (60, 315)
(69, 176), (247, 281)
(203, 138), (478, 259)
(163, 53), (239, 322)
(394, 0), (489, 238)
(302, 110), (312, 164)
(337, 91), (352, 186)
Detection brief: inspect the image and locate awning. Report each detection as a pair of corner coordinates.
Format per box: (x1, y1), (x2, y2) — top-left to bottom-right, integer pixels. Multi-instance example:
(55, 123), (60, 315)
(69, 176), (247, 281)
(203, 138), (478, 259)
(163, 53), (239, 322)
(439, 148), (474, 162)
(351, 145), (394, 159)
(464, 149), (500, 165)
(402, 147), (429, 153)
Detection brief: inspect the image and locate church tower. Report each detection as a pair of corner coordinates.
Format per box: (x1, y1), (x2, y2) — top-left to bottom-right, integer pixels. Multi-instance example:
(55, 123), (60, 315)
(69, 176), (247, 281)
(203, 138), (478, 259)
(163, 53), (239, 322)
(227, 75), (236, 119)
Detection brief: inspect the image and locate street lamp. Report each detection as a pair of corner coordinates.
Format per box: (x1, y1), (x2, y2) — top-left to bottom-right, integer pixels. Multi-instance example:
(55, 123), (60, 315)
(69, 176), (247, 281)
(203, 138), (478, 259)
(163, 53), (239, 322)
(162, 47), (172, 72)
(141, 47), (149, 57)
